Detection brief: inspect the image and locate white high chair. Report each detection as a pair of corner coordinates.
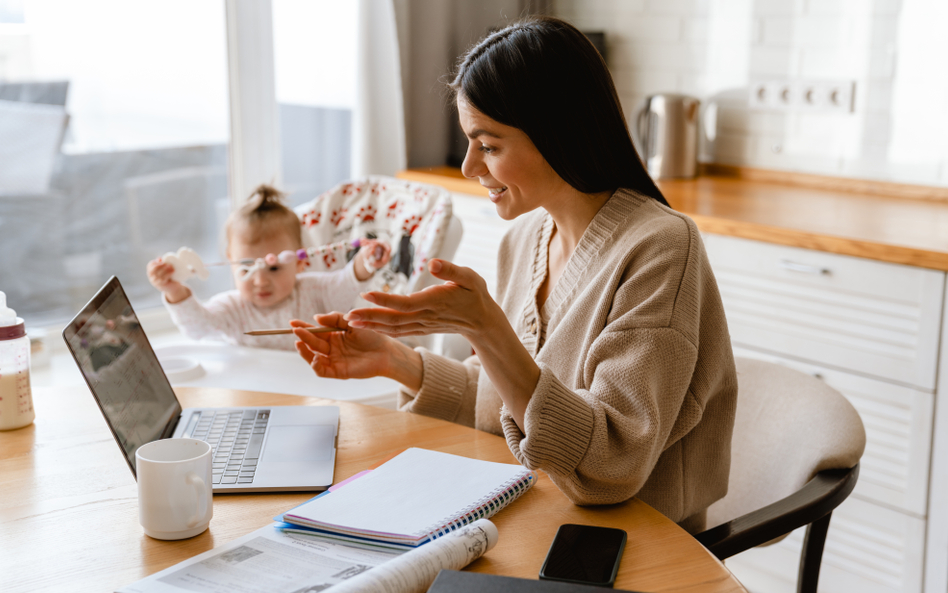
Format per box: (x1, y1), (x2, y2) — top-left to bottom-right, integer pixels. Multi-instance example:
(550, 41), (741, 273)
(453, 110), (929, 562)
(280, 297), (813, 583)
(293, 176), (463, 353)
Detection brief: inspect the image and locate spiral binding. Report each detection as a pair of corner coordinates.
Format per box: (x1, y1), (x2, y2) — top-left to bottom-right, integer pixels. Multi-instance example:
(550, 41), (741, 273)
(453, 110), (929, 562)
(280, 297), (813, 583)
(417, 470), (537, 543)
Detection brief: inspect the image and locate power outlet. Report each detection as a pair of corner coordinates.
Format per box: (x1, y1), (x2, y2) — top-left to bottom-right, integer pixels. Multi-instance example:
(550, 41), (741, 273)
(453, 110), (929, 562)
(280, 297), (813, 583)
(749, 80), (856, 113)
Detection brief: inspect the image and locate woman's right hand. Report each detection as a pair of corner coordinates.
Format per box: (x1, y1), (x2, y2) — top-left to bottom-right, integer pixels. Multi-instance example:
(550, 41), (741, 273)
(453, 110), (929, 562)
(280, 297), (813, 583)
(291, 313), (423, 389)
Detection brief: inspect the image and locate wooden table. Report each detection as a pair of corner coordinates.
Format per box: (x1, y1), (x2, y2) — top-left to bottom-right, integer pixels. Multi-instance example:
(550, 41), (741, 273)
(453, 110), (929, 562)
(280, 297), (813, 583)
(0, 386), (746, 593)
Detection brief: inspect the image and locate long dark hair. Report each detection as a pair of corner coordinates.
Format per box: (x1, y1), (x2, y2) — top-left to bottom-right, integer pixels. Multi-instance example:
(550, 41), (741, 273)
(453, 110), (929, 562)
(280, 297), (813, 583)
(449, 16), (669, 207)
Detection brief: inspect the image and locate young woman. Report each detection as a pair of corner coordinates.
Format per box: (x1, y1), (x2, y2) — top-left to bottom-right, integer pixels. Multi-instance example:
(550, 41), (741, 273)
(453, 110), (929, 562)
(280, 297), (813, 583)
(291, 16), (737, 533)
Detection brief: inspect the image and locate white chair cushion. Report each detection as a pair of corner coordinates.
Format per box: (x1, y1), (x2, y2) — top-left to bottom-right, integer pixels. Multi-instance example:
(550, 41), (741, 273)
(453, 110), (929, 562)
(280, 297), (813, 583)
(706, 357), (866, 531)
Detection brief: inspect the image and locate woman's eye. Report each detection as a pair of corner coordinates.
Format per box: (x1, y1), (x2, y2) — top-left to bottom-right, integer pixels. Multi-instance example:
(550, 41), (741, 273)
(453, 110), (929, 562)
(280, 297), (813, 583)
(479, 144), (494, 154)
(269, 265), (280, 272)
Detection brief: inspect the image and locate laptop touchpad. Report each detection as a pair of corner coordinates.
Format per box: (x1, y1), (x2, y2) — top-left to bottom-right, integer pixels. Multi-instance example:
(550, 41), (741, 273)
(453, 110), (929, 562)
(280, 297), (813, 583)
(262, 425), (334, 462)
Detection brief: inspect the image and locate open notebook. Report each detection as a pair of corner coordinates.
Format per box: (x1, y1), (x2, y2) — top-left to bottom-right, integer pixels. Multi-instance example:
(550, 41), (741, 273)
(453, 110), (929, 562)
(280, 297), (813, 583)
(281, 448), (536, 548)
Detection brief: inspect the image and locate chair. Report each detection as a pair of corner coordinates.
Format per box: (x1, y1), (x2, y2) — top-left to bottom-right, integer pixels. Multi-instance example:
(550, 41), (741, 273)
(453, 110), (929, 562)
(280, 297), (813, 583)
(695, 357), (866, 593)
(294, 176), (462, 351)
(294, 175), (459, 293)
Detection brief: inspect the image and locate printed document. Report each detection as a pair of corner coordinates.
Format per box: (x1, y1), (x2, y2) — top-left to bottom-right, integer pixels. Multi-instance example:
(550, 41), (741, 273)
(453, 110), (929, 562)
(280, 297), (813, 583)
(118, 519), (497, 593)
(117, 525), (401, 593)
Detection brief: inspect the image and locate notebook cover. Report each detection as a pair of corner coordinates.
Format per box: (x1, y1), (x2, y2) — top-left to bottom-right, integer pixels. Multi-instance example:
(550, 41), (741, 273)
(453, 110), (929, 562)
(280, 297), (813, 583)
(427, 570), (645, 592)
(282, 447), (536, 546)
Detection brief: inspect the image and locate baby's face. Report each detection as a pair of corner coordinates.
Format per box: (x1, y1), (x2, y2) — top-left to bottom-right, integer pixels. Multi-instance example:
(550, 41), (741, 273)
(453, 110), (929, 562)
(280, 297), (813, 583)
(228, 232), (304, 309)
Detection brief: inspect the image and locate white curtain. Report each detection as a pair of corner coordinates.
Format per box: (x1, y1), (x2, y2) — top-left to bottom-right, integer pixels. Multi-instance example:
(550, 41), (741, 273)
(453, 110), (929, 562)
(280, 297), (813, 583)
(352, 0), (407, 177)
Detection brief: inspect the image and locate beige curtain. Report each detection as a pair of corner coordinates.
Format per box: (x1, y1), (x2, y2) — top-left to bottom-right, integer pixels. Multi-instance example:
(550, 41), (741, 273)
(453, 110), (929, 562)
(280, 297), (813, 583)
(351, 0), (408, 177)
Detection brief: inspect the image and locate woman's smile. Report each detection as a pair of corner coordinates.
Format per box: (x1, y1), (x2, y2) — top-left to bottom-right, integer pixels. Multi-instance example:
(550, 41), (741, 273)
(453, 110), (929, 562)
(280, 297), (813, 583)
(486, 185), (508, 202)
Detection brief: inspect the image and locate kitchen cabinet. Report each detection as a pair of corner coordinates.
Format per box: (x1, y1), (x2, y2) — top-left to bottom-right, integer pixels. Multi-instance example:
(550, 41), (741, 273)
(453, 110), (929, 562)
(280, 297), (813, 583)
(704, 234), (945, 593)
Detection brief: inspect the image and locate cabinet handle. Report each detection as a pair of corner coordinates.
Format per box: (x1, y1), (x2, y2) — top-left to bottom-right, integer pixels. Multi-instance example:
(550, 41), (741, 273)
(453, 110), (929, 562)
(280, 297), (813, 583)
(778, 259), (830, 276)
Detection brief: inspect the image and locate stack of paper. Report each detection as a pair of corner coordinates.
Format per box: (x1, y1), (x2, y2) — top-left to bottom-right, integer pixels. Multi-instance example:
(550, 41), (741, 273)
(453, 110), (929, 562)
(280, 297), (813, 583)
(281, 447), (536, 547)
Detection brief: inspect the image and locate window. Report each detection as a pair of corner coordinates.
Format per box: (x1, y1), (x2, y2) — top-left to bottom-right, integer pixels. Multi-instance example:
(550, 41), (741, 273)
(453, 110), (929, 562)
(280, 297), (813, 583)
(0, 0), (232, 326)
(272, 0), (357, 207)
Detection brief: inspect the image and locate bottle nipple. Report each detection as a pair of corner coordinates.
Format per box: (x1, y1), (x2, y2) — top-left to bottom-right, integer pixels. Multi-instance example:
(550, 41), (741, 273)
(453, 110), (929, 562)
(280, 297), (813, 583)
(0, 291), (17, 327)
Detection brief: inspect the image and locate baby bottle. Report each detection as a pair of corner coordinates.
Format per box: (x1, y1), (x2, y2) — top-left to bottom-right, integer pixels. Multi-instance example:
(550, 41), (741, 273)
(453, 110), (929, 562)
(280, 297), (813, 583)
(0, 291), (34, 431)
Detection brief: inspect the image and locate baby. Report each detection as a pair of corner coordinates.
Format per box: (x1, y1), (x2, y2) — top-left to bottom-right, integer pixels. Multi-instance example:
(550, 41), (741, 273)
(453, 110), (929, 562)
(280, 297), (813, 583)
(147, 184), (390, 350)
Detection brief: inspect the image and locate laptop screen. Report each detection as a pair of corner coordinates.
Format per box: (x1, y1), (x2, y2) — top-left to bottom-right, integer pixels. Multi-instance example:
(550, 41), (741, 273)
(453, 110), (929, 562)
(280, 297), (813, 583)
(62, 276), (181, 475)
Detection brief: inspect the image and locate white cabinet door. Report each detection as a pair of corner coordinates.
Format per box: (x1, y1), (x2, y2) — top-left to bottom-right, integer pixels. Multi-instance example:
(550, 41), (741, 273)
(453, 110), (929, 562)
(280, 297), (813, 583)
(704, 234), (945, 391)
(701, 233), (945, 593)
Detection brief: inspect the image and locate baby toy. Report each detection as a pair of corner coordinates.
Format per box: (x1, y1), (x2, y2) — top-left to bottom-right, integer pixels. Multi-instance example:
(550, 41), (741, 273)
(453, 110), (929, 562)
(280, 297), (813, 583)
(160, 247), (210, 283)
(161, 239), (386, 284)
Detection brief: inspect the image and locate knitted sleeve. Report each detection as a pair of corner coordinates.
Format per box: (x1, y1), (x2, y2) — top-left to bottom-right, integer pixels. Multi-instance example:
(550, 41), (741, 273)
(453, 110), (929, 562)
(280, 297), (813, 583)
(396, 349), (480, 428)
(500, 327), (700, 505)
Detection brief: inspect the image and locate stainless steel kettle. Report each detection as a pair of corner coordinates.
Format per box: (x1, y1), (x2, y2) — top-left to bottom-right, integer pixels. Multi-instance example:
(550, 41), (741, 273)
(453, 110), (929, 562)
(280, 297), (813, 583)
(631, 94), (700, 179)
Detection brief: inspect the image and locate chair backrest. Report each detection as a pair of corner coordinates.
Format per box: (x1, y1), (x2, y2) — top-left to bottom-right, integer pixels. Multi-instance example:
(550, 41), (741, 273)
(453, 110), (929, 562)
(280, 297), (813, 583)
(293, 175), (454, 299)
(706, 357), (867, 530)
(415, 213), (463, 292)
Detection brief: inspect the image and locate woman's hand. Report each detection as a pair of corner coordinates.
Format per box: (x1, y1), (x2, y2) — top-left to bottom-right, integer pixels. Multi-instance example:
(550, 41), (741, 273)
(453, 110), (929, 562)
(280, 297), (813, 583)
(345, 259), (505, 342)
(347, 258), (541, 429)
(292, 313), (423, 390)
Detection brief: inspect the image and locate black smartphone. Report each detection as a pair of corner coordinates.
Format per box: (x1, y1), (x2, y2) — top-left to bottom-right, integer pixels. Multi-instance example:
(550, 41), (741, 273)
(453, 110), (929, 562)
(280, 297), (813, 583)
(539, 523), (627, 588)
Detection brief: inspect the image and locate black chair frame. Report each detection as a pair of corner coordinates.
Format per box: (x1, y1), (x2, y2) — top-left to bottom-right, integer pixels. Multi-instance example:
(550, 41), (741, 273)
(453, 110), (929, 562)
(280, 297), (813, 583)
(695, 464), (859, 593)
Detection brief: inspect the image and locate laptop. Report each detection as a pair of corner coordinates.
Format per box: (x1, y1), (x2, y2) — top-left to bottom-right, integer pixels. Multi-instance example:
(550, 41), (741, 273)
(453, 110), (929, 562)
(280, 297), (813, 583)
(62, 276), (339, 493)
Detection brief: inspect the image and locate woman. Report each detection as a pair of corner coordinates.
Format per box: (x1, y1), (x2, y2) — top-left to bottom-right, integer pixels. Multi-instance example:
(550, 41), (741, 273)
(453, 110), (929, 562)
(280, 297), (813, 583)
(292, 16), (737, 533)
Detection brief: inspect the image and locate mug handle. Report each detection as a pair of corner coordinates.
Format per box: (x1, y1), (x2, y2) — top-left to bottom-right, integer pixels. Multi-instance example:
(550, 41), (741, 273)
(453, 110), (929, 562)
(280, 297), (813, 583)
(185, 472), (208, 528)
(631, 96), (650, 160)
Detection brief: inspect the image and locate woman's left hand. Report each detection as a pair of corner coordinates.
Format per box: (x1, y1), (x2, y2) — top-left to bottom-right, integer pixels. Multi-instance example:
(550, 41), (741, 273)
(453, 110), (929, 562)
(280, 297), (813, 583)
(345, 259), (504, 341)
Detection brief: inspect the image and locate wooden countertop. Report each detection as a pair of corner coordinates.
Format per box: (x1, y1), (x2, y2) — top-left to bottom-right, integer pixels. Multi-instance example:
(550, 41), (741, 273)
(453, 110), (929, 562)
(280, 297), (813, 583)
(397, 166), (948, 272)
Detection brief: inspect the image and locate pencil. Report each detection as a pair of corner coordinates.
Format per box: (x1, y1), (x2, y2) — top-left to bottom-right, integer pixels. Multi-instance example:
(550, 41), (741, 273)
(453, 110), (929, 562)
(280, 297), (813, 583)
(243, 326), (341, 336)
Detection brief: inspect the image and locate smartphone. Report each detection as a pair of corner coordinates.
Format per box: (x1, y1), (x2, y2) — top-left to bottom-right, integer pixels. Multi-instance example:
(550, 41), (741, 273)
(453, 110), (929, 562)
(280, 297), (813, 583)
(539, 523), (627, 588)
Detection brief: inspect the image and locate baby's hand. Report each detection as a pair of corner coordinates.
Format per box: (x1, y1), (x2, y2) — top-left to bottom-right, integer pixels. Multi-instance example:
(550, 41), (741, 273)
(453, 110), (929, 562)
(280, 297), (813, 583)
(147, 258), (192, 304)
(353, 240), (392, 281)
(363, 240), (392, 269)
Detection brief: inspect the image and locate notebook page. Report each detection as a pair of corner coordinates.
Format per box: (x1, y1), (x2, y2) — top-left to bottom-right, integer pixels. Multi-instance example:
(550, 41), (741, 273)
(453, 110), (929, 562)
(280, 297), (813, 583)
(284, 448), (532, 539)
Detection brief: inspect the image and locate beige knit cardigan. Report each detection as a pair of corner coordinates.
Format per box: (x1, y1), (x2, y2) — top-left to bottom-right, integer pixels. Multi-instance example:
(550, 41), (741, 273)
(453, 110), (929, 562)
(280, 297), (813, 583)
(398, 188), (737, 532)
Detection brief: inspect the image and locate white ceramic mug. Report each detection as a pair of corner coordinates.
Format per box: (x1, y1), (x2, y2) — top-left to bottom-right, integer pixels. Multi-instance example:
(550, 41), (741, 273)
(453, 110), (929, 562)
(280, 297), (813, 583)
(135, 438), (213, 540)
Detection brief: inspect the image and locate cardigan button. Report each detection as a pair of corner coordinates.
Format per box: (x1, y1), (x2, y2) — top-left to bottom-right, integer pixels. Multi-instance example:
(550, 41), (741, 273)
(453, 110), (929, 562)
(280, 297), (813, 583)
(530, 321), (537, 334)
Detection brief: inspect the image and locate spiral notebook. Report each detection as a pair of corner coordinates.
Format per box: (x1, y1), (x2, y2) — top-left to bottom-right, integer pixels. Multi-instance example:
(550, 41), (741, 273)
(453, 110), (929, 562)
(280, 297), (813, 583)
(281, 447), (536, 547)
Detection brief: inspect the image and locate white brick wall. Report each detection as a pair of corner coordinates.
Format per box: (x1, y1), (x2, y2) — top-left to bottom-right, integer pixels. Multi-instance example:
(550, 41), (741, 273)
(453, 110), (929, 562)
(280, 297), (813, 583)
(553, 0), (948, 187)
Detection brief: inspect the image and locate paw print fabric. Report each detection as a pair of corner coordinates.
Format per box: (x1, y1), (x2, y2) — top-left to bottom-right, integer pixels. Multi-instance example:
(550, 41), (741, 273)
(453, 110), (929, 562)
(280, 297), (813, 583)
(293, 176), (453, 300)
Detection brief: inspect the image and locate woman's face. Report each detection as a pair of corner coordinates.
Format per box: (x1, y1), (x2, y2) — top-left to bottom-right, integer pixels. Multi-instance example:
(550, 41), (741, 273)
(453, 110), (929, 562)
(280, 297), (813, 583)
(458, 96), (565, 220)
(228, 229), (305, 309)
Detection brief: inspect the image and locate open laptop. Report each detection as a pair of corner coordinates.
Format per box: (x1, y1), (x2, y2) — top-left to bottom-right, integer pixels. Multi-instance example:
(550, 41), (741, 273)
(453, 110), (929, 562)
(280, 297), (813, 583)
(62, 276), (339, 493)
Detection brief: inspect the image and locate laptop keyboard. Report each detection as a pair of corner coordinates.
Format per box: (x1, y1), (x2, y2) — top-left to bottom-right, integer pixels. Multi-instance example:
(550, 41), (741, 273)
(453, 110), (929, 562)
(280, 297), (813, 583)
(186, 410), (270, 485)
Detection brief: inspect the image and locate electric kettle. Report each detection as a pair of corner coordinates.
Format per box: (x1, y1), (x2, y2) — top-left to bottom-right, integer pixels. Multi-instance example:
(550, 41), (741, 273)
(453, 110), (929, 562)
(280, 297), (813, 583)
(631, 93), (700, 179)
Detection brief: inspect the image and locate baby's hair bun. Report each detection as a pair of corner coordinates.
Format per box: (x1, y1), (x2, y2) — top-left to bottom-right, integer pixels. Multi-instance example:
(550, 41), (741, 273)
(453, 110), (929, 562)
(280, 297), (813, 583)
(244, 184), (287, 214)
